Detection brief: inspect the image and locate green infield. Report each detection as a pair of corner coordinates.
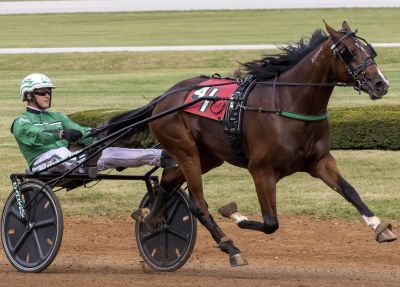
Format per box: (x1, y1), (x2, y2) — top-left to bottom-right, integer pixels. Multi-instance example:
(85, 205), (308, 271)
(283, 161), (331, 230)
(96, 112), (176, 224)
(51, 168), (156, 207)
(1, 8), (400, 48)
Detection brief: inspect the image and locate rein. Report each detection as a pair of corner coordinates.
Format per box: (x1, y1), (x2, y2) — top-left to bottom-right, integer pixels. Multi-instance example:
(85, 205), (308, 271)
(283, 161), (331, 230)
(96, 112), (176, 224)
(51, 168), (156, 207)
(90, 79), (350, 137)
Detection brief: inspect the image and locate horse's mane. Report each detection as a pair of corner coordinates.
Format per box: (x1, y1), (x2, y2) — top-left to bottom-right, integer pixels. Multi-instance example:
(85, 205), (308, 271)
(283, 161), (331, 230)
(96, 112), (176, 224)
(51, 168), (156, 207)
(240, 29), (328, 80)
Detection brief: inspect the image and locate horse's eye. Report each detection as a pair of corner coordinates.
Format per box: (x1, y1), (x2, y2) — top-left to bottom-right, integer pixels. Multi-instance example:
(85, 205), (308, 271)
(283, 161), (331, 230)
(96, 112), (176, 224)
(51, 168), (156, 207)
(339, 47), (355, 62)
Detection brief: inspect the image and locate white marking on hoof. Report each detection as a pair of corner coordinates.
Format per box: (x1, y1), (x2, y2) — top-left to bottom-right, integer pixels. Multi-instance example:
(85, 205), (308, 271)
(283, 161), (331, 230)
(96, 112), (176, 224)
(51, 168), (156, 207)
(362, 215), (381, 230)
(218, 202), (248, 224)
(230, 212), (248, 224)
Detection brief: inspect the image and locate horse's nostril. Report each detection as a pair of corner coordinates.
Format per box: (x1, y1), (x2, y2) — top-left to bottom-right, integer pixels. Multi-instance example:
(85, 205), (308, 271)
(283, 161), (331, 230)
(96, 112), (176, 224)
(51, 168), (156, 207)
(375, 80), (387, 92)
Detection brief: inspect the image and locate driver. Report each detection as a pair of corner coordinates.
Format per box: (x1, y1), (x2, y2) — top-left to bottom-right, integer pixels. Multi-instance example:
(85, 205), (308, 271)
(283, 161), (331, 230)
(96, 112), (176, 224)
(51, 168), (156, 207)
(11, 73), (174, 173)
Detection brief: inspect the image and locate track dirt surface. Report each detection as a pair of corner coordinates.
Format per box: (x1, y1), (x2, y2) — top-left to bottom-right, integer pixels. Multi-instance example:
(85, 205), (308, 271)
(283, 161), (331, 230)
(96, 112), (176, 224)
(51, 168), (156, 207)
(1, 215), (399, 287)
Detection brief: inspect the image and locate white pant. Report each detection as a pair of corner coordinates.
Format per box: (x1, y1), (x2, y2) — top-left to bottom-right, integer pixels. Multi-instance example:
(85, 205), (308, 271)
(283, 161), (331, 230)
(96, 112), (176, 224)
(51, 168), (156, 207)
(31, 146), (162, 173)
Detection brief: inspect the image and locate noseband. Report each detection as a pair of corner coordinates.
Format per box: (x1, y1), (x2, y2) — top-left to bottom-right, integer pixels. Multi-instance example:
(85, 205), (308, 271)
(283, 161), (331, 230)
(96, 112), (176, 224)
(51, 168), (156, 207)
(330, 30), (378, 92)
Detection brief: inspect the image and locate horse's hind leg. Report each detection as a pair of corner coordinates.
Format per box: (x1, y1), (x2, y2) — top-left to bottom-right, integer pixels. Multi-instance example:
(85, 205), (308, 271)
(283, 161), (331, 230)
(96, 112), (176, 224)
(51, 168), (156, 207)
(310, 152), (397, 243)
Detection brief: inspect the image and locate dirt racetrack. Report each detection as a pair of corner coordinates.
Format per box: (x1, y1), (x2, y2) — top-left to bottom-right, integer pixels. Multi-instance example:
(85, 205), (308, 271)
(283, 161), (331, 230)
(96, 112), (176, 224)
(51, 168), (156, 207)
(1, 215), (399, 287)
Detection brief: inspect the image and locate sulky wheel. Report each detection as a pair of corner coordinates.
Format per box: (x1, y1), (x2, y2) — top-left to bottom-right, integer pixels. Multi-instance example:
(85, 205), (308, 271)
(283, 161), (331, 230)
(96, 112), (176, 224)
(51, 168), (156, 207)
(135, 188), (197, 272)
(1, 179), (63, 272)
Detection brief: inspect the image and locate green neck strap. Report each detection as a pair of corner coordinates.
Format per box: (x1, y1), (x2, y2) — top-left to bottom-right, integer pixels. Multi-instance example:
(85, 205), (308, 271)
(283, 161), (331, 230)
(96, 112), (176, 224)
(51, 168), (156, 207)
(280, 111), (328, 121)
(241, 106), (329, 121)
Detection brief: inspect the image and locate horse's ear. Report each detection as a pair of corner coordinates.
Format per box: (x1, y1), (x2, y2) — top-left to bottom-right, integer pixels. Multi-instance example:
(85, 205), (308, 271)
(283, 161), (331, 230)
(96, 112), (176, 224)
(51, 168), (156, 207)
(342, 20), (352, 32)
(323, 20), (339, 38)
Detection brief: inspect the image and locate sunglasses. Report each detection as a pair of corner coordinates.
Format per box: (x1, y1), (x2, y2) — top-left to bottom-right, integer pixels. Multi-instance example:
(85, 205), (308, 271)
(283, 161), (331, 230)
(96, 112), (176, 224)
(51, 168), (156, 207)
(34, 89), (52, 96)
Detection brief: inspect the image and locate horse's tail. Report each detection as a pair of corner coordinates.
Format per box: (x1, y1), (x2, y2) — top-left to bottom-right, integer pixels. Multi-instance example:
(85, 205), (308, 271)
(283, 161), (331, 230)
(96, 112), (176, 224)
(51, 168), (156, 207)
(102, 98), (160, 148)
(99, 77), (202, 147)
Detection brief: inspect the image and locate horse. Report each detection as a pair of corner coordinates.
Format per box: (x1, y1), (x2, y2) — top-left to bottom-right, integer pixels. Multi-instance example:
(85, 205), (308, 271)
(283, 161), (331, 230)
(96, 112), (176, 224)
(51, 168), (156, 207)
(108, 21), (396, 266)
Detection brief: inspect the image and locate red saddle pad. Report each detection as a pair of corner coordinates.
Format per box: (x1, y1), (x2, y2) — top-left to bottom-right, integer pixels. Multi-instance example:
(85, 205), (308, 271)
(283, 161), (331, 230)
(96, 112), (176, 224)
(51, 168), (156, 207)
(183, 78), (238, 121)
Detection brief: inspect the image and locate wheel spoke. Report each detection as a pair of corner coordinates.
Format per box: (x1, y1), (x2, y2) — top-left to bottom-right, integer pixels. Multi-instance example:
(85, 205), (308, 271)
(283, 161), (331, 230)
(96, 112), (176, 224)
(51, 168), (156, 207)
(32, 230), (45, 260)
(8, 205), (24, 222)
(166, 200), (181, 224)
(167, 227), (189, 241)
(165, 193), (177, 209)
(141, 230), (162, 244)
(24, 192), (36, 219)
(162, 229), (168, 266)
(10, 230), (30, 254)
(33, 217), (56, 229)
(24, 188), (43, 210)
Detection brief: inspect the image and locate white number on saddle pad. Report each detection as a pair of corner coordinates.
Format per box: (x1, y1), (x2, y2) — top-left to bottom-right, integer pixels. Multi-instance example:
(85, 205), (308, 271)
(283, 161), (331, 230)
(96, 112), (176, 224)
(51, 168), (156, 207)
(193, 87), (220, 113)
(192, 87), (210, 98)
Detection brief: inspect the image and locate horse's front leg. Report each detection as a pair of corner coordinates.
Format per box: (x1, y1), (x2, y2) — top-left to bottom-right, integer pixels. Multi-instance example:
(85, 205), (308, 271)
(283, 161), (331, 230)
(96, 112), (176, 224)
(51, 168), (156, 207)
(189, 193), (248, 267)
(220, 168), (279, 234)
(178, 150), (248, 267)
(310, 152), (397, 243)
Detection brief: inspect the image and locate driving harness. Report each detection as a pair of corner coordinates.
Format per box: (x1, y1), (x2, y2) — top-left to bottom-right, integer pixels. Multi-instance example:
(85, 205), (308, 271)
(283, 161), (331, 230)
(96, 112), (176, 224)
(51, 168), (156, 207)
(223, 76), (257, 164)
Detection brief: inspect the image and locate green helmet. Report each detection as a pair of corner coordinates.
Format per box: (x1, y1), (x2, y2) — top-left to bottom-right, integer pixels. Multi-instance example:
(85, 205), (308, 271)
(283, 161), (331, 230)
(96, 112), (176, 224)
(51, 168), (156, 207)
(20, 73), (55, 101)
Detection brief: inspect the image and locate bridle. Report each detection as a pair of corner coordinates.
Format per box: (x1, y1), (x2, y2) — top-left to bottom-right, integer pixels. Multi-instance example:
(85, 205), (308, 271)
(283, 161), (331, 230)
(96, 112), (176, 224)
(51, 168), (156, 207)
(330, 30), (378, 93)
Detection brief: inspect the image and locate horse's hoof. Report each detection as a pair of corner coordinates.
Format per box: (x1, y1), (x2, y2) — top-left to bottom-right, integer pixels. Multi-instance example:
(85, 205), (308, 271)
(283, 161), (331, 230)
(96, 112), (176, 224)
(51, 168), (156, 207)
(375, 223), (397, 243)
(218, 202), (238, 218)
(131, 207), (150, 222)
(229, 254), (248, 267)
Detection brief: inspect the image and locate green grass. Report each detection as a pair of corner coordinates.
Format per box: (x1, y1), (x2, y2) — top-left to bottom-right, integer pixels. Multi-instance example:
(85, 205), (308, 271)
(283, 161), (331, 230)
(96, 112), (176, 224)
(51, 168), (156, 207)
(1, 9), (400, 48)
(0, 9), (399, 221)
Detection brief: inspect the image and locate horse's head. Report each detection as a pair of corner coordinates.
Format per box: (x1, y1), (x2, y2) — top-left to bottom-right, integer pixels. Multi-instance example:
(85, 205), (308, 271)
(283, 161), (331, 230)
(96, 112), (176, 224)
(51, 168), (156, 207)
(325, 21), (389, 100)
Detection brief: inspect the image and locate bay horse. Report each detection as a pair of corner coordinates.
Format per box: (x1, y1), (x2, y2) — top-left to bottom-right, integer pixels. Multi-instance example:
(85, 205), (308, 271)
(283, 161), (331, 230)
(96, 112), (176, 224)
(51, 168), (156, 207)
(110, 21), (396, 266)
